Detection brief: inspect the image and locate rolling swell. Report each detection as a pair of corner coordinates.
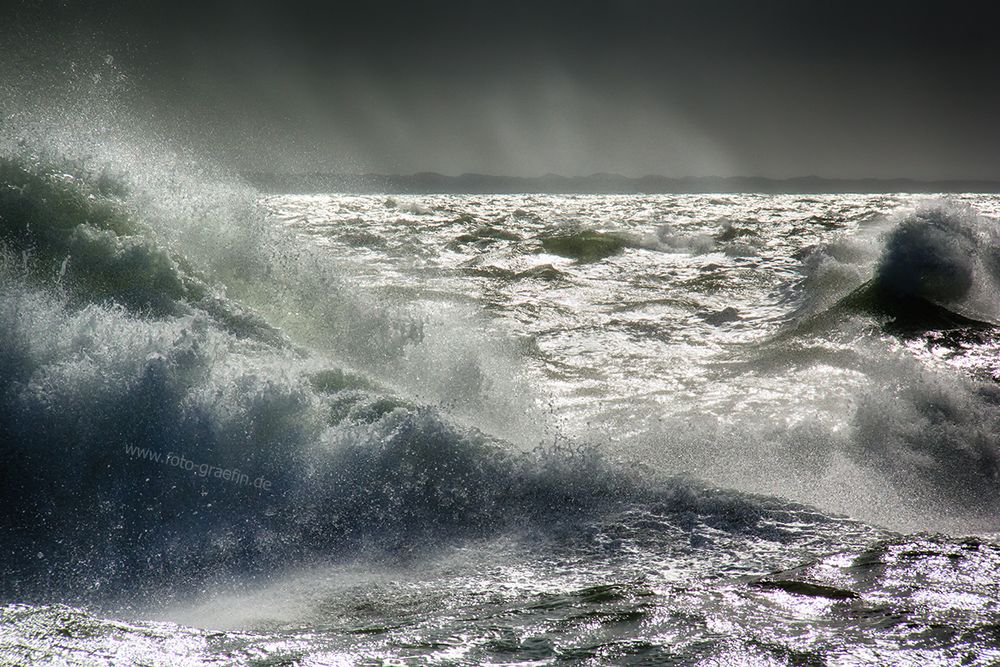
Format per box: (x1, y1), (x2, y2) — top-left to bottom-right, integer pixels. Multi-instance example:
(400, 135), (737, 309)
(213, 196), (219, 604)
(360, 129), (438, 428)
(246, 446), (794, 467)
(838, 281), (995, 333)
(0, 156), (790, 603)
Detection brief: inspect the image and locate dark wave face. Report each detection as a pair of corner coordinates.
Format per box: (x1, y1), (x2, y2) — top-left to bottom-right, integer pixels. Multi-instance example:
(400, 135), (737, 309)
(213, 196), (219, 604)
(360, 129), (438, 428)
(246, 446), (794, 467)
(879, 210), (975, 303)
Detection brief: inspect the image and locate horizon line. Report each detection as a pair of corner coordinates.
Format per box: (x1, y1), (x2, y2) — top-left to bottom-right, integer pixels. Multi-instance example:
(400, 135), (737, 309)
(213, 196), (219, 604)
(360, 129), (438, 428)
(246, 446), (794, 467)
(245, 171), (1000, 195)
(246, 171), (1000, 184)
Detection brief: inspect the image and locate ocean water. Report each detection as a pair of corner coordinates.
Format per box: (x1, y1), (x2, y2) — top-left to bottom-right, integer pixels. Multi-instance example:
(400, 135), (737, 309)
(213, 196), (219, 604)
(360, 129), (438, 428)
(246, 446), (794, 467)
(3, 151), (1000, 665)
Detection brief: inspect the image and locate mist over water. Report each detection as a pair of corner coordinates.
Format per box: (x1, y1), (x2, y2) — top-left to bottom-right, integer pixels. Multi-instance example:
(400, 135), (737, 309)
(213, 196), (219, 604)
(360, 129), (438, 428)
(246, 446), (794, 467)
(3, 67), (1000, 665)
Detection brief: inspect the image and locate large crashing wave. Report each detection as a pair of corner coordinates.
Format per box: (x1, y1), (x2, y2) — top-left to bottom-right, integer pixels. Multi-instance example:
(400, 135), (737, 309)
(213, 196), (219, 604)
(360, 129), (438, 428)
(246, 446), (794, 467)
(0, 155), (563, 595)
(0, 155), (793, 603)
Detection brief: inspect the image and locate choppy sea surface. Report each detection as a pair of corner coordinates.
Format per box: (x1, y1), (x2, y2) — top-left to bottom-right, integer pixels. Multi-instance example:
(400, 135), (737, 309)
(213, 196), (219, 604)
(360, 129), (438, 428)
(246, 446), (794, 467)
(3, 155), (1000, 665)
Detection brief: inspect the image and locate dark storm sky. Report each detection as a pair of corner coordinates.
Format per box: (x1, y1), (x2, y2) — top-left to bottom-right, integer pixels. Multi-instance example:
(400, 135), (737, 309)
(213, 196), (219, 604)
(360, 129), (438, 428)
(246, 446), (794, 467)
(4, 1), (1000, 179)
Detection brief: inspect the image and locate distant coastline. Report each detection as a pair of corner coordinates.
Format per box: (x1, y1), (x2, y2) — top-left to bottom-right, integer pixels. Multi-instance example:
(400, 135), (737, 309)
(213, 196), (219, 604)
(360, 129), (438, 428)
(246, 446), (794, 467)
(246, 172), (1000, 195)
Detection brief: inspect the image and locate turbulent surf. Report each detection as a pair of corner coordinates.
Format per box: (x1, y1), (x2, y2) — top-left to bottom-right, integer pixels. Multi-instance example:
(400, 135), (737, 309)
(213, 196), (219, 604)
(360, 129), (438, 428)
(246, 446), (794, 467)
(3, 144), (1000, 665)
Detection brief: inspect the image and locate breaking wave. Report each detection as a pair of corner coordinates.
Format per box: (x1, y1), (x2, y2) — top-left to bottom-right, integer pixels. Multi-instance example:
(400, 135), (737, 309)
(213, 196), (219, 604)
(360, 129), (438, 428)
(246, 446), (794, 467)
(737, 202), (1000, 523)
(0, 154), (805, 604)
(797, 202), (1000, 331)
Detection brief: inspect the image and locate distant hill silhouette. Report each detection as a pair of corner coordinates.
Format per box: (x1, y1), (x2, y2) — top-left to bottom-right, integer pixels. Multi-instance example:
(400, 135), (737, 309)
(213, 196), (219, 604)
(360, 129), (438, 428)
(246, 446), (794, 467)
(246, 172), (1000, 195)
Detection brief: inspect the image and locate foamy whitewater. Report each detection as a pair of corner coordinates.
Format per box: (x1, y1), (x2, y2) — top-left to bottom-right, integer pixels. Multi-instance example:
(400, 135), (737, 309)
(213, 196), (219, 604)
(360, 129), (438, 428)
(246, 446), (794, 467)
(4, 120), (1000, 664)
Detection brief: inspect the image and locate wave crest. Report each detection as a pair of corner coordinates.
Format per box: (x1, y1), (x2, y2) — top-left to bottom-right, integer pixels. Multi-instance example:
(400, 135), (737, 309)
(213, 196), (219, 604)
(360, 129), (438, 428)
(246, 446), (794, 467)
(795, 202), (1000, 332)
